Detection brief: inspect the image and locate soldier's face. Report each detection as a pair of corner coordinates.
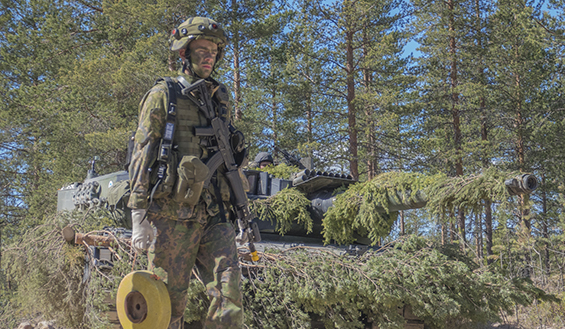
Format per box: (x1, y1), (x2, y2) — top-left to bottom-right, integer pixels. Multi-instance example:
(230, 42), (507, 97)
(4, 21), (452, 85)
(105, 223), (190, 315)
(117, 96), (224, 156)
(188, 39), (218, 78)
(259, 161), (272, 168)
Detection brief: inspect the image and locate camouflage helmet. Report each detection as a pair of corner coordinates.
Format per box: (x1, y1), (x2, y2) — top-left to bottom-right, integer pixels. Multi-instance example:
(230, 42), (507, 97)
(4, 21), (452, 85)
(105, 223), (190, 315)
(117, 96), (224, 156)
(254, 152), (273, 164)
(169, 17), (228, 61)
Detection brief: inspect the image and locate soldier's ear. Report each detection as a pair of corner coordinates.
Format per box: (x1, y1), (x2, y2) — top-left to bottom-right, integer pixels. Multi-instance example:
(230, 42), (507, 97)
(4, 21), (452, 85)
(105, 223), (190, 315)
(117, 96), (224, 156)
(179, 49), (187, 60)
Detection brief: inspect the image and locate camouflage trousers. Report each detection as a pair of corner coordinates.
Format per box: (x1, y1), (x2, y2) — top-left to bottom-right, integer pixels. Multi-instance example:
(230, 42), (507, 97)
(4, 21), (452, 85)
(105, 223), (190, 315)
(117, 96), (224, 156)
(147, 200), (243, 329)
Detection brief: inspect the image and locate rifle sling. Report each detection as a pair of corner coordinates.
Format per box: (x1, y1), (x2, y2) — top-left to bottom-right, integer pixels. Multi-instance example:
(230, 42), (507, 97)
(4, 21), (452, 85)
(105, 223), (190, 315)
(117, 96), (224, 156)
(211, 175), (228, 223)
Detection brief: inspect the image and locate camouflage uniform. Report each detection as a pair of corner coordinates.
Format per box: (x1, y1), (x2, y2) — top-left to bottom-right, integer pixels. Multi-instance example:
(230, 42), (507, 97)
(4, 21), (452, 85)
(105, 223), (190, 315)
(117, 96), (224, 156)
(128, 71), (243, 328)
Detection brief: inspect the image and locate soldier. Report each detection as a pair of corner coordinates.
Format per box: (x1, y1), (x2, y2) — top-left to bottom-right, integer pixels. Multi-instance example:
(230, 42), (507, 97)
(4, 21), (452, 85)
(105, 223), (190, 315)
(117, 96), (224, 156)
(253, 152), (273, 168)
(127, 17), (244, 329)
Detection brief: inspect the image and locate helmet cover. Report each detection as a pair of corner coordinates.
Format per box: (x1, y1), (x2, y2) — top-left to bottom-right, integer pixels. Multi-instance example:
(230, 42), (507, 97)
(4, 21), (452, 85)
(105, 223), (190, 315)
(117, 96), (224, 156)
(254, 152), (273, 164)
(169, 17), (228, 61)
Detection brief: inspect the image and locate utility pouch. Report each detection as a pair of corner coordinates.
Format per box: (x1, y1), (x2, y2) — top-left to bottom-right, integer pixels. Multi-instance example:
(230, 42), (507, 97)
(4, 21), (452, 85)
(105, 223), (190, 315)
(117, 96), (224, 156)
(150, 148), (178, 199)
(173, 155), (210, 206)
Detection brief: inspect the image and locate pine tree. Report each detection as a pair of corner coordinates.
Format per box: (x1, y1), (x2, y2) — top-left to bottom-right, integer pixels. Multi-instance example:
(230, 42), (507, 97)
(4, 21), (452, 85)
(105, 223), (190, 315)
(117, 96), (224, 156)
(489, 0), (555, 237)
(289, 0), (407, 179)
(412, 0), (478, 244)
(0, 0), (202, 225)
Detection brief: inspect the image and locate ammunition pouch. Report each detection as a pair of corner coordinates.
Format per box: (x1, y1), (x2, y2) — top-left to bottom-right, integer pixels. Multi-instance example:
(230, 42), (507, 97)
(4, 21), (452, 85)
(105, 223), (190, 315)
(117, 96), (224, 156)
(173, 155), (210, 206)
(150, 149), (178, 200)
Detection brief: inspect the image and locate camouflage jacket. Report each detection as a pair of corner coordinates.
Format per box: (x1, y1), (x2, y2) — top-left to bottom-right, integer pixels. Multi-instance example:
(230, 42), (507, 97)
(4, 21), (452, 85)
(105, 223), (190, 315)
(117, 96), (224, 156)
(127, 72), (233, 212)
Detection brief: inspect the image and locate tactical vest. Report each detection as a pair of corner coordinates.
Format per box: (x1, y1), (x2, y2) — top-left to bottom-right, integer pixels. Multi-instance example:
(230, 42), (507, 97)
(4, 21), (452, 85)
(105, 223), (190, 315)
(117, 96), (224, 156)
(172, 77), (231, 161)
(163, 76), (232, 210)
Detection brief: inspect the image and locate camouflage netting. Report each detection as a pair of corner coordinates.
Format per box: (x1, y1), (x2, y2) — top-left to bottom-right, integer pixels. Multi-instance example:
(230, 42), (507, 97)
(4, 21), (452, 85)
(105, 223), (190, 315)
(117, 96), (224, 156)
(0, 170), (557, 329)
(242, 238), (555, 329)
(0, 209), (148, 329)
(251, 187), (313, 236)
(322, 168), (528, 245)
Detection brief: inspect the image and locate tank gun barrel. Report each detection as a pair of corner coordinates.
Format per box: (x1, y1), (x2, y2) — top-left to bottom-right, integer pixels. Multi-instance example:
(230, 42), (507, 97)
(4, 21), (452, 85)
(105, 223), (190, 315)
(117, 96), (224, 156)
(373, 174), (538, 213)
(375, 174), (539, 213)
(505, 174), (538, 196)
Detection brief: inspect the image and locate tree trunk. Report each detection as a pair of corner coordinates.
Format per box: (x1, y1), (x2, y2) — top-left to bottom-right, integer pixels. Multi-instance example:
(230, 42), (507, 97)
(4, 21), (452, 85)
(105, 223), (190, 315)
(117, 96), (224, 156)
(346, 27), (358, 180)
(306, 87), (313, 146)
(400, 210), (405, 236)
(363, 31), (377, 180)
(448, 0), (465, 246)
(484, 200), (493, 263)
(441, 223), (446, 245)
(513, 41), (530, 235)
(233, 45), (242, 121)
(272, 88), (277, 155)
(541, 173), (550, 275)
(480, 97), (495, 262)
(475, 212), (483, 260)
(475, 0), (491, 263)
(232, 0), (243, 121)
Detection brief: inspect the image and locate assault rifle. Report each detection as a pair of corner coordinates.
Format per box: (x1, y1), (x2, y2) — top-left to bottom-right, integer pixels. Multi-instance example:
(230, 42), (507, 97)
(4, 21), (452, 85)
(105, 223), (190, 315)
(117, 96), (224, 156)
(179, 78), (261, 262)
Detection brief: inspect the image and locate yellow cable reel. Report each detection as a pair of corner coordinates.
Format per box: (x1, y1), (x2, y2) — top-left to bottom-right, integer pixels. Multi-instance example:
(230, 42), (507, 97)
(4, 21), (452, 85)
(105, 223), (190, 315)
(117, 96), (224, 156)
(116, 270), (171, 329)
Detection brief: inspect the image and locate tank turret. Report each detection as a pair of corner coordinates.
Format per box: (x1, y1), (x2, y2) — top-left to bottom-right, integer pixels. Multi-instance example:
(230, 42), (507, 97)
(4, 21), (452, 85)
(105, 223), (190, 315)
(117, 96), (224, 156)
(244, 167), (539, 252)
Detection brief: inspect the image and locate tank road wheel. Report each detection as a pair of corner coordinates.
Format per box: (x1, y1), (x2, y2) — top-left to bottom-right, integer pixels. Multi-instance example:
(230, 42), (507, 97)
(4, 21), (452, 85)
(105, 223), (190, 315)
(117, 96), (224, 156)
(116, 270), (171, 329)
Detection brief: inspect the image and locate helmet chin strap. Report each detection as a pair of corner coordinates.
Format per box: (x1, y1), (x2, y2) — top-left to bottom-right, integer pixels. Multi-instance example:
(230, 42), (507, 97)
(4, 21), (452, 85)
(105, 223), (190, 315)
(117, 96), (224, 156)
(182, 58), (195, 77)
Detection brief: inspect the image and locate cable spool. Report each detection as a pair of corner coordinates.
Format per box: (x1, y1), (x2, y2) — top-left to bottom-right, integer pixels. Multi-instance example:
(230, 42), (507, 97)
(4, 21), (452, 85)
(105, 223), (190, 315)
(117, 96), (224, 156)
(116, 270), (171, 329)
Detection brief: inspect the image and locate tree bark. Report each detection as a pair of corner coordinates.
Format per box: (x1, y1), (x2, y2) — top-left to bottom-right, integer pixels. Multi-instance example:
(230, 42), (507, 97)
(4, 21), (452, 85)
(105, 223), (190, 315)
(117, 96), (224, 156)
(363, 31), (377, 180)
(346, 28), (358, 180)
(400, 210), (405, 236)
(513, 41), (530, 235)
(441, 223), (446, 245)
(475, 212), (483, 260)
(541, 173), (550, 274)
(474, 0), (492, 263)
(484, 200), (493, 263)
(448, 0), (465, 246)
(232, 0), (243, 121)
(272, 88), (278, 156)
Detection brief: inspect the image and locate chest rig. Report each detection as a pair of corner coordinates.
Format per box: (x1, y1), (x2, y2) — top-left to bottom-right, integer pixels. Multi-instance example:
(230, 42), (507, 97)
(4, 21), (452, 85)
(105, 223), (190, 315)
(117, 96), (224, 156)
(154, 76), (228, 181)
(150, 76), (236, 204)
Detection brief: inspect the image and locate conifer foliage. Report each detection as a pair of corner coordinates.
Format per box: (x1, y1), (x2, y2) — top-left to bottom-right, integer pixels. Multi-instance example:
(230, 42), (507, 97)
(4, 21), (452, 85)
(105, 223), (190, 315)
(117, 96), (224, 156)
(0, 212), (556, 329)
(2, 0), (565, 327)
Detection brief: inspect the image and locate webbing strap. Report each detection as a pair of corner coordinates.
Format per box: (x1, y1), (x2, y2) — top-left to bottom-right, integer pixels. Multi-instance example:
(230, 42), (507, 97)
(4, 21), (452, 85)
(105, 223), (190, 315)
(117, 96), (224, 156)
(150, 77), (178, 205)
(211, 175), (228, 223)
(157, 77), (178, 170)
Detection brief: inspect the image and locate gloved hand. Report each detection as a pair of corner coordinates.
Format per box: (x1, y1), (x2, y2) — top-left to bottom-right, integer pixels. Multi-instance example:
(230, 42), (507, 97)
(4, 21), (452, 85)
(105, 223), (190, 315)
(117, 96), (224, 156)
(235, 218), (248, 244)
(131, 208), (154, 252)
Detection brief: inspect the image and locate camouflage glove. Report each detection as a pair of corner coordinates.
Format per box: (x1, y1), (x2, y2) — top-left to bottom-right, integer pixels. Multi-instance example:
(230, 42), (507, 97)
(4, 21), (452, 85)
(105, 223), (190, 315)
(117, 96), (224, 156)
(131, 209), (154, 252)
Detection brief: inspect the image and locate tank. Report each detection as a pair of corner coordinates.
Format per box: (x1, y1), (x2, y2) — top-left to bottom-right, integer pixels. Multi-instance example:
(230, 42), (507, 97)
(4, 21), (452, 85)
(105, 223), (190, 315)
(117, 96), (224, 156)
(58, 156), (539, 255)
(242, 167), (538, 254)
(57, 157), (132, 229)
(56, 158), (539, 329)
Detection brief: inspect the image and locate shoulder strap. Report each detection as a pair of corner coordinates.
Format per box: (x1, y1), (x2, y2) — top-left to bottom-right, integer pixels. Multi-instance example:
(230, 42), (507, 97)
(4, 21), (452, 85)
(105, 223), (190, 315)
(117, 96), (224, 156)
(149, 77), (179, 203)
(156, 77), (178, 170)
